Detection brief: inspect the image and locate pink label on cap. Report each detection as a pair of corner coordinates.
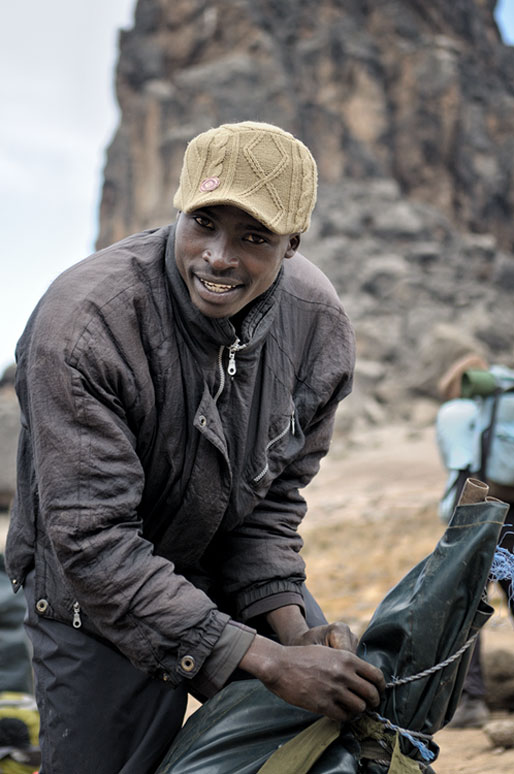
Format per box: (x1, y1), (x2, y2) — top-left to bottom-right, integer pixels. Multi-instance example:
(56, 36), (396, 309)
(199, 176), (220, 192)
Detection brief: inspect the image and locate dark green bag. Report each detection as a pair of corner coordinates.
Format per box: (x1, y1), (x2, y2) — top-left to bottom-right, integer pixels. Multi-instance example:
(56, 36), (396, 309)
(157, 487), (508, 774)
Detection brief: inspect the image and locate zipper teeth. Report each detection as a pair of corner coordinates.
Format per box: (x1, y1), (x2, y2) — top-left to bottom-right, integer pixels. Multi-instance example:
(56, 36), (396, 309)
(213, 346), (225, 403)
(253, 414), (294, 484)
(253, 462), (269, 484)
(229, 337), (243, 354)
(265, 420), (292, 451)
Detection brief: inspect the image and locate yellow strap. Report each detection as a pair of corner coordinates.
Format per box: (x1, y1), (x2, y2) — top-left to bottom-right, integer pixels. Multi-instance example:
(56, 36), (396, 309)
(256, 716), (341, 774)
(388, 733), (424, 774)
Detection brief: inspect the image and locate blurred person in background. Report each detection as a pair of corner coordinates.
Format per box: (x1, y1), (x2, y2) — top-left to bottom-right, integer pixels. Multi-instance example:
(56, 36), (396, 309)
(436, 353), (514, 728)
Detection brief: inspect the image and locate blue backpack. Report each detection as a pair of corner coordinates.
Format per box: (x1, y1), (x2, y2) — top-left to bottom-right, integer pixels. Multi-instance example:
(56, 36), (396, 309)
(436, 365), (514, 521)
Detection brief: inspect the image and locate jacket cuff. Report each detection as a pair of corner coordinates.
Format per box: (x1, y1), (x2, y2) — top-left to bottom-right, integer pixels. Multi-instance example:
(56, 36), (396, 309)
(236, 579), (305, 621)
(189, 620), (256, 699)
(241, 591), (305, 622)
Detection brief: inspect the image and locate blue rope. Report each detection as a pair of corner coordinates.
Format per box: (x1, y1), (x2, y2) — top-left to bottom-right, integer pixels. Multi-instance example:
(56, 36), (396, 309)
(368, 711), (435, 762)
(489, 544), (514, 604)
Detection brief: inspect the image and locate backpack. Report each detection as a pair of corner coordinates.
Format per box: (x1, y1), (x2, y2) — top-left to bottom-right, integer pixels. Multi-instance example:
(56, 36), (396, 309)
(436, 365), (514, 521)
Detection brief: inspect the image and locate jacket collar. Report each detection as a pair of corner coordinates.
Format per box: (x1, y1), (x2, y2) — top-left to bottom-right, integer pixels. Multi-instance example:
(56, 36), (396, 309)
(165, 225), (283, 355)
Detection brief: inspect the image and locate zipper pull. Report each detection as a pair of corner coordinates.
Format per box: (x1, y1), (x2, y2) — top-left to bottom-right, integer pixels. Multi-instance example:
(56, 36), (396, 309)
(228, 348), (237, 376)
(291, 411), (296, 436)
(227, 337), (241, 377)
(72, 601), (82, 629)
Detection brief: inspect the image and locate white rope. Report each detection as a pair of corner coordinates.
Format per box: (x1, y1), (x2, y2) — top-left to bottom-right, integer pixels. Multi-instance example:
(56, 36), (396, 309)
(385, 630), (479, 688)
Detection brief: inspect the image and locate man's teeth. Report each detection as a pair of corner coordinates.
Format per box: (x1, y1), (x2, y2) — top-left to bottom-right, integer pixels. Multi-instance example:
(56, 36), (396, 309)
(201, 279), (236, 293)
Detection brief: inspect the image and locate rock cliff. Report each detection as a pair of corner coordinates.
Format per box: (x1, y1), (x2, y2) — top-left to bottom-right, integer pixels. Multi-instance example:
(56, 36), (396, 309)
(98, 0), (514, 251)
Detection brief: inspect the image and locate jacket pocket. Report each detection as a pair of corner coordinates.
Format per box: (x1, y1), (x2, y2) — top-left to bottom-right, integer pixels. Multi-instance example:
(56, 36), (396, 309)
(252, 410), (296, 485)
(247, 400), (303, 494)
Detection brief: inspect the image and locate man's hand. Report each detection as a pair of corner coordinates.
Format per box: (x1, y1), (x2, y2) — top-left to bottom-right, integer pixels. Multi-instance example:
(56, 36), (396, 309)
(239, 635), (384, 723)
(265, 604), (358, 651)
(290, 621), (358, 652)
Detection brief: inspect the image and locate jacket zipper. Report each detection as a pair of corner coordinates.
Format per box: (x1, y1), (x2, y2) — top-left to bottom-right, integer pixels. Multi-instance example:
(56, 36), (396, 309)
(72, 601), (82, 628)
(214, 337), (247, 402)
(253, 410), (296, 484)
(227, 337), (246, 376)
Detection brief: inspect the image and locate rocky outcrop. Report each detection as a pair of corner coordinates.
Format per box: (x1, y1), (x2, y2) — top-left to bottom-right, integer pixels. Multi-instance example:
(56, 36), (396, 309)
(98, 0), (514, 252)
(484, 718), (514, 748)
(484, 647), (514, 712)
(299, 178), (514, 430)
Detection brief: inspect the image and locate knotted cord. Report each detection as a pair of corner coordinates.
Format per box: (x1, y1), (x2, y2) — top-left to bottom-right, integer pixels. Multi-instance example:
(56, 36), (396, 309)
(366, 711), (436, 762)
(489, 543), (514, 604)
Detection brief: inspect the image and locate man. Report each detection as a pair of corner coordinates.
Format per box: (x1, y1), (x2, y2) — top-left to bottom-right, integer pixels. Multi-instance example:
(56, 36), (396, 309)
(6, 121), (384, 773)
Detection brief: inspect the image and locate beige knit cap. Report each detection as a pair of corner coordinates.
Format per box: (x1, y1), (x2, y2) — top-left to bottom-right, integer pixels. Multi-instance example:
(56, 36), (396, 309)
(173, 121), (318, 235)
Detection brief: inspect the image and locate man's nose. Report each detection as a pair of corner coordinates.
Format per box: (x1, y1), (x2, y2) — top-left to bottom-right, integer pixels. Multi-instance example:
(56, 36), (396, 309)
(202, 239), (238, 270)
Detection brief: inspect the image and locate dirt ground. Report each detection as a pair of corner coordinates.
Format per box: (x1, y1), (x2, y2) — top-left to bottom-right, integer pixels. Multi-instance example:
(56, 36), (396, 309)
(1, 421), (513, 772)
(300, 422), (514, 774)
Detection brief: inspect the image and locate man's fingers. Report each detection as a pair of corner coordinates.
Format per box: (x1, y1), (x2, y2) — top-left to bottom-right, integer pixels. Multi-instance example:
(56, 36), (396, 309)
(356, 660), (386, 694)
(330, 662), (383, 709)
(325, 623), (358, 652)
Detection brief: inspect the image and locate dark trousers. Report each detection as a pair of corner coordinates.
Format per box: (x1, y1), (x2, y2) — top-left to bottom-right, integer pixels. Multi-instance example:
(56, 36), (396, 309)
(23, 571), (188, 774)
(23, 573), (326, 774)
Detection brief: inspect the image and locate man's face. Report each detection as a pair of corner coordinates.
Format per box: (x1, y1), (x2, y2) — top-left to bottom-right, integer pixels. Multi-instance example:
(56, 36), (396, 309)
(174, 205), (299, 319)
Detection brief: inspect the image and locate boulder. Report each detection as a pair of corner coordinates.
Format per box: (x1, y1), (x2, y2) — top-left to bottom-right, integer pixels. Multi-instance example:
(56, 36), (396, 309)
(484, 647), (514, 712)
(483, 718), (514, 749)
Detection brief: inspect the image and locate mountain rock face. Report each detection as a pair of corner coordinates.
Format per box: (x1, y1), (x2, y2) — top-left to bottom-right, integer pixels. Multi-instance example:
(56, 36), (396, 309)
(96, 0), (514, 432)
(98, 0), (514, 251)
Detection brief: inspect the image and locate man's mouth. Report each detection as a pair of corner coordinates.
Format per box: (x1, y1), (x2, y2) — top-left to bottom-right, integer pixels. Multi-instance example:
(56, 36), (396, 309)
(199, 277), (240, 294)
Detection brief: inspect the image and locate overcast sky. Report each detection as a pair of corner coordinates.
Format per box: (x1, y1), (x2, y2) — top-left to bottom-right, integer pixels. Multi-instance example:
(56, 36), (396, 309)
(0, 0), (136, 374)
(1, 0), (513, 374)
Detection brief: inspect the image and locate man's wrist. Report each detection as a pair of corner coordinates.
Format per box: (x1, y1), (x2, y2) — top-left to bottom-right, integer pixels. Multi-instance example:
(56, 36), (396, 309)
(266, 604), (309, 645)
(238, 634), (282, 682)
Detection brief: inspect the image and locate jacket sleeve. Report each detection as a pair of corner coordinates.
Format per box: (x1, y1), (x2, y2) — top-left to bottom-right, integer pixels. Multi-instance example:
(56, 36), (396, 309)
(19, 320), (251, 687)
(214, 393), (345, 622)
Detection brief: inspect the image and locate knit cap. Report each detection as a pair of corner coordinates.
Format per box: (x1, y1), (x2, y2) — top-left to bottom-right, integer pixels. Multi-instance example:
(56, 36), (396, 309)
(173, 121), (317, 235)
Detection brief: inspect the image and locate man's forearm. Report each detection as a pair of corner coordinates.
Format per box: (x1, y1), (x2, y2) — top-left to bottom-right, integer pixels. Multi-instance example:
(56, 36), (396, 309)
(265, 604), (309, 645)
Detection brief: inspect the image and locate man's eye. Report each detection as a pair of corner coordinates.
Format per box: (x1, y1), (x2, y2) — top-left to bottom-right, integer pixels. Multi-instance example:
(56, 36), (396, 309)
(246, 234), (266, 244)
(193, 216), (214, 229)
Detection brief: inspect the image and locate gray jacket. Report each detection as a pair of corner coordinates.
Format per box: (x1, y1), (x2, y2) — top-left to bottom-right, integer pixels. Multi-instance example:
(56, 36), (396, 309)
(6, 225), (355, 691)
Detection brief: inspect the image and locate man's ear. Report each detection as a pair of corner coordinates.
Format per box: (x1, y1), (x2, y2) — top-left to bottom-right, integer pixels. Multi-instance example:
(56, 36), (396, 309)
(284, 234), (300, 259)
